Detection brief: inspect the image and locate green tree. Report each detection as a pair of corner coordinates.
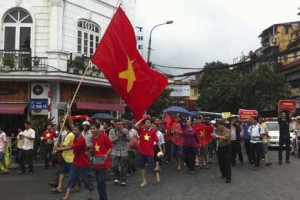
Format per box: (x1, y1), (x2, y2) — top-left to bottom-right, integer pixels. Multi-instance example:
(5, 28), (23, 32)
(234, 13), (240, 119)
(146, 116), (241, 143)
(196, 61), (290, 114)
(238, 62), (290, 112)
(196, 61), (240, 112)
(150, 88), (173, 117)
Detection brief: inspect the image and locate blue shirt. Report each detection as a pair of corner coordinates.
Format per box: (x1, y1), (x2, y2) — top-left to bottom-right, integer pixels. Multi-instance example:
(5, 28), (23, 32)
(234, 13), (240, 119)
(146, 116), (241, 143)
(242, 123), (250, 139)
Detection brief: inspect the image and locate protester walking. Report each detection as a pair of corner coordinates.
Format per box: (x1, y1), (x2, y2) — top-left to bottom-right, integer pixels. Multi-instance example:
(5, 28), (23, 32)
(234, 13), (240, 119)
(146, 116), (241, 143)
(135, 117), (163, 187)
(19, 121), (35, 174)
(277, 108), (293, 164)
(181, 119), (199, 174)
(109, 119), (130, 186)
(215, 120), (232, 183)
(248, 116), (265, 170)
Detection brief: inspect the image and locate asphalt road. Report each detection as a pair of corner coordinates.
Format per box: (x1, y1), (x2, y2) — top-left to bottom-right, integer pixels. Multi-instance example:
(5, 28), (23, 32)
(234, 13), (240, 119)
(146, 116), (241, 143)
(1, 149), (299, 200)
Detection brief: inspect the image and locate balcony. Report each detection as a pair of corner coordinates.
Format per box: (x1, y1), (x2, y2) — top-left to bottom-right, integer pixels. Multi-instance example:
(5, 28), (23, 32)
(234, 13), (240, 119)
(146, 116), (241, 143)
(67, 54), (104, 78)
(0, 50), (48, 72)
(0, 50), (105, 78)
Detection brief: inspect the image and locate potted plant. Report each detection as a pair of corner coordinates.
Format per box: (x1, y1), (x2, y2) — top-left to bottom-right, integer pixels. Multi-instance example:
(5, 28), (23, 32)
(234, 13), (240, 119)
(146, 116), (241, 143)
(32, 56), (40, 71)
(2, 57), (14, 71)
(73, 57), (84, 74)
(91, 66), (99, 76)
(67, 60), (75, 73)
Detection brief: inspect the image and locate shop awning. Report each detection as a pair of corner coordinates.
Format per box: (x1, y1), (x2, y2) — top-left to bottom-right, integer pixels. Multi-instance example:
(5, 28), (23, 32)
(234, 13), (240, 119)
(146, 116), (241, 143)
(76, 103), (125, 112)
(0, 103), (27, 114)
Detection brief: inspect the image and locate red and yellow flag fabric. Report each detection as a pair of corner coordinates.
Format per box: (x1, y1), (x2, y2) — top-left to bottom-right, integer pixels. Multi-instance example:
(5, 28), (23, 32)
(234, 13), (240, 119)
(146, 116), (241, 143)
(194, 124), (213, 146)
(92, 7), (168, 120)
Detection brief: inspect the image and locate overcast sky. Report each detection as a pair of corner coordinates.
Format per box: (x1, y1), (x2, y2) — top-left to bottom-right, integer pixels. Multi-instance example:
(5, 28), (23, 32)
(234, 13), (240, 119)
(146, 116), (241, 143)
(135, 0), (300, 75)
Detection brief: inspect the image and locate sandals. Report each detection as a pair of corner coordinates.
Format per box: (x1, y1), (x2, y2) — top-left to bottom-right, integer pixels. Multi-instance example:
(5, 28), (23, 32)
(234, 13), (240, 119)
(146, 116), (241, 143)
(139, 182), (147, 187)
(70, 188), (80, 193)
(50, 188), (61, 193)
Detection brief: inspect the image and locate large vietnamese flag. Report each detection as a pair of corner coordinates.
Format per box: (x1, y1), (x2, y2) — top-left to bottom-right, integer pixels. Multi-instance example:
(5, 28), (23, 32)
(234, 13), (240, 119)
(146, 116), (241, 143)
(92, 6), (168, 120)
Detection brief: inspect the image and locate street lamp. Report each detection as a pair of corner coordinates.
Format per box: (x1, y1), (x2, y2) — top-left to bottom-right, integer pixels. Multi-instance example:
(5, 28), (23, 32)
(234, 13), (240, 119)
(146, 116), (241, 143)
(147, 20), (174, 67)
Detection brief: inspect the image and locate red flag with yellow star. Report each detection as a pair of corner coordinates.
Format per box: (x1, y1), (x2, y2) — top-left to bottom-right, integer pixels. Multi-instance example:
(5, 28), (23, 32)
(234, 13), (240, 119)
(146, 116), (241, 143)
(92, 6), (168, 120)
(193, 124), (213, 146)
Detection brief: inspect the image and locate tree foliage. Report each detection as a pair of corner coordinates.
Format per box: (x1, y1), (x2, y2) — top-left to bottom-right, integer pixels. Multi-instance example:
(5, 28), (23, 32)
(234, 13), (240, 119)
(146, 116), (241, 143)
(196, 61), (290, 114)
(150, 88), (173, 117)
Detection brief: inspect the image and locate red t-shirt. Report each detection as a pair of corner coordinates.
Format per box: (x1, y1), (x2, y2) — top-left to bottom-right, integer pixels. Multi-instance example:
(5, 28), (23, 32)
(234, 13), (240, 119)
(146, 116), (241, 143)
(171, 122), (184, 146)
(92, 131), (112, 169)
(41, 130), (56, 144)
(138, 127), (158, 156)
(72, 136), (90, 168)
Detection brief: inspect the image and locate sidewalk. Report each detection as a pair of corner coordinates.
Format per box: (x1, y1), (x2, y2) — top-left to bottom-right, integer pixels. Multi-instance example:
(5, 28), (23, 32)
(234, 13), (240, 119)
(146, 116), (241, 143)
(8, 159), (44, 170)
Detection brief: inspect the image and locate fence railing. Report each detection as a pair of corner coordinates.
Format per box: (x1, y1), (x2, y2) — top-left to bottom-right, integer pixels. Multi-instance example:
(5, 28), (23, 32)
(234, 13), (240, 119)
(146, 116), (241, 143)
(0, 50), (48, 71)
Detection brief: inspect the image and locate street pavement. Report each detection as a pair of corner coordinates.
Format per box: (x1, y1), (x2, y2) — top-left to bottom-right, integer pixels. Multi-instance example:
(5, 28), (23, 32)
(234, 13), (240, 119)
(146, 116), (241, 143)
(0, 149), (299, 200)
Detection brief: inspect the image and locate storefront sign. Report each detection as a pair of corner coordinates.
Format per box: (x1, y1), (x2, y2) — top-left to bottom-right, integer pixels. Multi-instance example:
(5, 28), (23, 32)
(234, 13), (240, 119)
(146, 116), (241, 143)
(30, 99), (48, 110)
(169, 85), (190, 97)
(239, 109), (258, 121)
(278, 100), (297, 112)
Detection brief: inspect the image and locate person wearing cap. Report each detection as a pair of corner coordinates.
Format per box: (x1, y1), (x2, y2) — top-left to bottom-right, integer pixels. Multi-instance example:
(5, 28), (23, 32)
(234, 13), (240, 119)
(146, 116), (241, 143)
(215, 120), (231, 183)
(82, 121), (93, 158)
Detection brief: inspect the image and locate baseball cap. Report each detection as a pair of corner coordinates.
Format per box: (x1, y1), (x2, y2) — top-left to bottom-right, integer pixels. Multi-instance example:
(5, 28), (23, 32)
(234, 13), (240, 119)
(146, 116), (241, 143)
(82, 121), (90, 126)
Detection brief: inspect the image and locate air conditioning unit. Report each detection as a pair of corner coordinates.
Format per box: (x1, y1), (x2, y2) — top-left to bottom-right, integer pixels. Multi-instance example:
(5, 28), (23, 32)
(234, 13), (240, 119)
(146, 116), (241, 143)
(31, 109), (48, 116)
(31, 83), (50, 99)
(270, 36), (279, 46)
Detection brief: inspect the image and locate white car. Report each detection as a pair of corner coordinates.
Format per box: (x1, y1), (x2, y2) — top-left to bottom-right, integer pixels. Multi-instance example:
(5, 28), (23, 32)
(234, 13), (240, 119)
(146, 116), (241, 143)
(266, 121), (293, 147)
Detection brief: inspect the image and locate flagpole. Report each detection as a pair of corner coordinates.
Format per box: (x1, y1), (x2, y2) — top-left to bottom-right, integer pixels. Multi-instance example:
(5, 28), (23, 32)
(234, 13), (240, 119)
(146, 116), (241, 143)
(53, 61), (91, 152)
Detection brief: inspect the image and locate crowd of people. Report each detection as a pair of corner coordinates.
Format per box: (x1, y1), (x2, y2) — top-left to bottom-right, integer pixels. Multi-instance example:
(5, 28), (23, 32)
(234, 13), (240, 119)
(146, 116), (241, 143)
(0, 108), (298, 200)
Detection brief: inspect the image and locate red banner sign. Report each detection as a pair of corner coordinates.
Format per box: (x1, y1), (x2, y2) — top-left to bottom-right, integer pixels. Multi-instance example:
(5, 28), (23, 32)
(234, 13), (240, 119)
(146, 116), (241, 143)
(238, 109), (258, 121)
(278, 100), (297, 112)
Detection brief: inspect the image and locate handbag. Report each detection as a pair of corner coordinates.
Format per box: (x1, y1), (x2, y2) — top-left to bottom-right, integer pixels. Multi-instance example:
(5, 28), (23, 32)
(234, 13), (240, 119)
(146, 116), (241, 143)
(92, 155), (106, 165)
(129, 137), (140, 150)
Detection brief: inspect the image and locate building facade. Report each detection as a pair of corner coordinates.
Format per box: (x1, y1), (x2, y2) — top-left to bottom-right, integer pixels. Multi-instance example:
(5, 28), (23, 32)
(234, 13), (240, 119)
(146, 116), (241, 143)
(0, 0), (136, 135)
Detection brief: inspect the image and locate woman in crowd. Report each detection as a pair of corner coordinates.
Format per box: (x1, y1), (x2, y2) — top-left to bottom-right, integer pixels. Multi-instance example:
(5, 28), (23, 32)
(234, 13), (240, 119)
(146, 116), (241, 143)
(180, 119), (199, 174)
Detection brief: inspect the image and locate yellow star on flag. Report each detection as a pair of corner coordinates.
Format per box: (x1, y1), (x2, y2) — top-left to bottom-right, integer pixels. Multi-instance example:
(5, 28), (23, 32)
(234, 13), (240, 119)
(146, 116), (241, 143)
(46, 133), (51, 138)
(119, 56), (136, 92)
(144, 133), (151, 141)
(200, 130), (206, 137)
(95, 143), (100, 152)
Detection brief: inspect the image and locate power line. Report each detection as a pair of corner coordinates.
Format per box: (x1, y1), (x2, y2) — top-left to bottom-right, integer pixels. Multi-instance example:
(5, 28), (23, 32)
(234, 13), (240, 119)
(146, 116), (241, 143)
(154, 63), (203, 70)
(165, 47), (300, 78)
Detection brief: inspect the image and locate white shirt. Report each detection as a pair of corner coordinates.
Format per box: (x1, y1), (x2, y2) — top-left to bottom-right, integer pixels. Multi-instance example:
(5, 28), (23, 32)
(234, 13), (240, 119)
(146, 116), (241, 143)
(129, 128), (138, 139)
(248, 124), (264, 143)
(231, 125), (237, 141)
(0, 131), (7, 152)
(21, 128), (35, 150)
(154, 130), (165, 145)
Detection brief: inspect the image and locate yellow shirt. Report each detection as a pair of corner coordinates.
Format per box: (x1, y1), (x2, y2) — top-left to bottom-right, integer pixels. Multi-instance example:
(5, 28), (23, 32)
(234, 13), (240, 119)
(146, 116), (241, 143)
(62, 132), (74, 163)
(261, 122), (269, 143)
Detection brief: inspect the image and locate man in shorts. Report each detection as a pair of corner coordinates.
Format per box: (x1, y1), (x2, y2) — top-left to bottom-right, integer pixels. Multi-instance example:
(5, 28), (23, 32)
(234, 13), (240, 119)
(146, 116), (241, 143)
(258, 117), (272, 166)
(135, 117), (163, 187)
